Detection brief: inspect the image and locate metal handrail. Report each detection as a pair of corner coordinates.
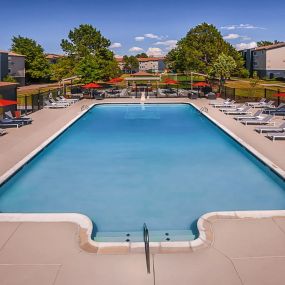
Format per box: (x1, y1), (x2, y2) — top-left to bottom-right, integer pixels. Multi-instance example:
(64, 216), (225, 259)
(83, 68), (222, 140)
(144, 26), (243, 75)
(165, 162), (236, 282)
(200, 106), (208, 113)
(143, 223), (151, 274)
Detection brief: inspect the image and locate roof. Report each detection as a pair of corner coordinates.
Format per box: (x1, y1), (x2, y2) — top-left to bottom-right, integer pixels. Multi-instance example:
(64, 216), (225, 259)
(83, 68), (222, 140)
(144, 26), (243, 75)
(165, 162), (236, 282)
(254, 42), (285, 51)
(46, 53), (64, 59)
(0, 81), (18, 87)
(115, 57), (124, 62)
(138, 57), (165, 62)
(131, 71), (156, 77)
(0, 50), (25, 57)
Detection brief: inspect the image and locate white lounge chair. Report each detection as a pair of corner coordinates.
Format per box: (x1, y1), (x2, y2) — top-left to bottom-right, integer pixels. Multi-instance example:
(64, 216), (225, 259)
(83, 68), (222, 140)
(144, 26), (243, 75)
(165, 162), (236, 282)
(266, 132), (285, 142)
(209, 98), (230, 106)
(234, 110), (263, 121)
(212, 100), (235, 108)
(255, 122), (285, 133)
(44, 101), (66, 109)
(219, 104), (244, 112)
(241, 115), (274, 126)
(246, 98), (266, 107)
(223, 106), (252, 115)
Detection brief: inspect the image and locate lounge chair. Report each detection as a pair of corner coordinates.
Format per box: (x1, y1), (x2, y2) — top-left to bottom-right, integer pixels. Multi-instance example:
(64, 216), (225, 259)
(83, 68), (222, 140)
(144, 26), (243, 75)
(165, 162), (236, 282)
(219, 104), (244, 112)
(209, 98), (230, 105)
(50, 98), (70, 106)
(255, 122), (285, 133)
(241, 115), (274, 126)
(212, 100), (235, 108)
(234, 110), (263, 121)
(4, 111), (32, 125)
(266, 132), (285, 141)
(59, 96), (79, 103)
(44, 101), (66, 109)
(264, 103), (285, 115)
(0, 128), (7, 136)
(246, 98), (266, 107)
(250, 100), (275, 108)
(0, 119), (23, 128)
(223, 106), (252, 115)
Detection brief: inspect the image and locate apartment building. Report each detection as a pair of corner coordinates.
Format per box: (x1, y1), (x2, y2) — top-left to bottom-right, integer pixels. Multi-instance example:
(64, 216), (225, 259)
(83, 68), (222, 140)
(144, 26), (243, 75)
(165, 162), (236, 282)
(46, 53), (63, 64)
(116, 57), (165, 73)
(0, 51), (25, 85)
(241, 43), (285, 79)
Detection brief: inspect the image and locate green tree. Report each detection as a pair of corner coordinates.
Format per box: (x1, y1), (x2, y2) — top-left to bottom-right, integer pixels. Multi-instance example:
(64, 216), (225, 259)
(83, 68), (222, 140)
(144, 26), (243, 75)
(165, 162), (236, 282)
(60, 24), (120, 82)
(249, 71), (260, 97)
(50, 57), (76, 81)
(257, 40), (281, 47)
(2, 75), (17, 83)
(211, 53), (237, 91)
(136, 53), (148, 58)
(123, 56), (139, 73)
(11, 36), (50, 82)
(166, 23), (245, 76)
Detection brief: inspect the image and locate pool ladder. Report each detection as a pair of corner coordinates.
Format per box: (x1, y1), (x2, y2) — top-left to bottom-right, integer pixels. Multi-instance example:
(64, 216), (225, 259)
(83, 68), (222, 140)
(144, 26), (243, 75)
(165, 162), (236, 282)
(143, 223), (151, 274)
(200, 106), (208, 113)
(81, 105), (89, 111)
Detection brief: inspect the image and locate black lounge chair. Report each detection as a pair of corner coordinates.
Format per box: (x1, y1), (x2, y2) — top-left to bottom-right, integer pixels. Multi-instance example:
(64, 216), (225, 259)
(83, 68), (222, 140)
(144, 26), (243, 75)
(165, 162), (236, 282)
(0, 118), (23, 128)
(5, 111), (32, 125)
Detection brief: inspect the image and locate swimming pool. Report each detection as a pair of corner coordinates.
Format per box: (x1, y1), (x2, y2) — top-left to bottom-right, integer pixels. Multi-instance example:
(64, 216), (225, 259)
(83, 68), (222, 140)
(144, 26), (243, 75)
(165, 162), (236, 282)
(0, 104), (284, 241)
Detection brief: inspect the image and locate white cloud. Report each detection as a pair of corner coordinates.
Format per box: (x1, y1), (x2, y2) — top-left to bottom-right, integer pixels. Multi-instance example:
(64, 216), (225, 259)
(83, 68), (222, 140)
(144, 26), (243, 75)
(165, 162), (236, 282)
(110, 42), (122, 48)
(129, 46), (144, 52)
(223, 34), (251, 40)
(146, 47), (164, 57)
(154, 40), (177, 48)
(135, 36), (145, 41)
(235, 41), (257, 50)
(144, 33), (161, 39)
(221, 24), (266, 30)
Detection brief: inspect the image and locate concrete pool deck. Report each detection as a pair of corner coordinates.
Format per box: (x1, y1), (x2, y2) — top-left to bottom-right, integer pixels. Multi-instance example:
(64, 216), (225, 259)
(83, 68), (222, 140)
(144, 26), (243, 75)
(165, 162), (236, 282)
(0, 98), (285, 284)
(1, 212), (285, 284)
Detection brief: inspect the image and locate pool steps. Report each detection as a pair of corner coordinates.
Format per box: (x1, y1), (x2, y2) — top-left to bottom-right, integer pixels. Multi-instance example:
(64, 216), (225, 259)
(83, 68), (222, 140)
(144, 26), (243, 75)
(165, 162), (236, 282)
(95, 230), (195, 242)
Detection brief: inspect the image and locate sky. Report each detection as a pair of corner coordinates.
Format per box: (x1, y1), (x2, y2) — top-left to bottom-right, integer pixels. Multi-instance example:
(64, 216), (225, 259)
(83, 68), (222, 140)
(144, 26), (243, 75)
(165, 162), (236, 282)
(0, 0), (284, 57)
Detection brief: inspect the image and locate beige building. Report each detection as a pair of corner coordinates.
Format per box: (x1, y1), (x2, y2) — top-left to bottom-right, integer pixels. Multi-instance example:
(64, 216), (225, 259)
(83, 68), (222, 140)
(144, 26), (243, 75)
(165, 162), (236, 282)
(116, 57), (165, 73)
(251, 43), (285, 78)
(8, 52), (25, 85)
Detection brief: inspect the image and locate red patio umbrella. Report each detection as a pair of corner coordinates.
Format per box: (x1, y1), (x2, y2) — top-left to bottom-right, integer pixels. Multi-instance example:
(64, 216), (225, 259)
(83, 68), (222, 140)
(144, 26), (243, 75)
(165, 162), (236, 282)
(273, 92), (285, 105)
(192, 82), (210, 87)
(82, 83), (102, 89)
(0, 99), (18, 107)
(108, 77), (124, 84)
(163, 79), (178, 85)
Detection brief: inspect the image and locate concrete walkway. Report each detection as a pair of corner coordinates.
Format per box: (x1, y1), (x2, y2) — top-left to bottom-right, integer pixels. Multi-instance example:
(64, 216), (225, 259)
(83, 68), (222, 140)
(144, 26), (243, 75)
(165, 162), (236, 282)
(1, 215), (285, 284)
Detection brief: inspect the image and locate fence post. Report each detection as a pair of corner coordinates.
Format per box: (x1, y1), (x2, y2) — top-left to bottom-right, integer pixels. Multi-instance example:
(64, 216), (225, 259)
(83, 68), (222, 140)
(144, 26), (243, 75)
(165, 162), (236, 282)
(24, 96), (27, 115)
(233, 88), (236, 101)
(264, 88), (267, 99)
(225, 87), (227, 98)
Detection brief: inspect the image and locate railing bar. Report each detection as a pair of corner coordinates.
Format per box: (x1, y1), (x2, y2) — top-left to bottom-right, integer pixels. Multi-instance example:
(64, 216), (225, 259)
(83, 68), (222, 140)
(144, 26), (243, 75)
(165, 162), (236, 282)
(143, 223), (151, 274)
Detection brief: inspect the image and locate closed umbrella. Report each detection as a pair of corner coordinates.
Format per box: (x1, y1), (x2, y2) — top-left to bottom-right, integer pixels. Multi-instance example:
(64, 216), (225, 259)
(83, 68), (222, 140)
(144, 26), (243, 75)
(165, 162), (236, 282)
(0, 99), (17, 107)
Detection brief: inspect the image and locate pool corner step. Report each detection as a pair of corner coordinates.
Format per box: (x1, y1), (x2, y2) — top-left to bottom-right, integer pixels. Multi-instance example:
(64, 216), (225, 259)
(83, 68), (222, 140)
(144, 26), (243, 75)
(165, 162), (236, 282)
(94, 230), (195, 242)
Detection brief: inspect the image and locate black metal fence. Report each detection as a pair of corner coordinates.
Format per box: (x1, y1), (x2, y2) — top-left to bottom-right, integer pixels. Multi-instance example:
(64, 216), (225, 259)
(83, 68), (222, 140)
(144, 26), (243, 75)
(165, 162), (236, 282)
(17, 87), (65, 115)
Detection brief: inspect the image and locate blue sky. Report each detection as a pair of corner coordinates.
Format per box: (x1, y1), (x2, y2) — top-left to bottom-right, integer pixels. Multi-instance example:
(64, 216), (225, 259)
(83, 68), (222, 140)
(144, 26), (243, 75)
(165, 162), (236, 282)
(0, 0), (284, 56)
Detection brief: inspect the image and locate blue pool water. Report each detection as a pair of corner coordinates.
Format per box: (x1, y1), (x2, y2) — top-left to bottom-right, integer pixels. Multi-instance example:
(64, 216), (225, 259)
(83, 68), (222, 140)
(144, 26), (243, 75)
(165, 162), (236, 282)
(0, 104), (284, 239)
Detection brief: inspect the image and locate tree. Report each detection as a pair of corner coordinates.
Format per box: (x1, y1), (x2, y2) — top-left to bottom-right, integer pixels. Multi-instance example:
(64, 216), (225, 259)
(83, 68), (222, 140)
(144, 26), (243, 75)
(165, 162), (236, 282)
(11, 36), (50, 82)
(257, 40), (281, 47)
(50, 57), (76, 81)
(211, 53), (237, 91)
(249, 71), (260, 97)
(2, 75), (17, 83)
(136, 53), (148, 58)
(59, 24), (120, 82)
(165, 23), (246, 76)
(123, 56), (139, 73)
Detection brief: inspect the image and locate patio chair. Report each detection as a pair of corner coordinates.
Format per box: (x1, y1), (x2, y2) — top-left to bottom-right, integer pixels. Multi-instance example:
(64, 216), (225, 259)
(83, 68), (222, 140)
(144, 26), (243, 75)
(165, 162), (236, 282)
(212, 100), (236, 108)
(234, 110), (263, 121)
(241, 115), (274, 126)
(44, 100), (66, 109)
(246, 98), (266, 107)
(59, 96), (79, 103)
(0, 119), (23, 128)
(255, 122), (285, 133)
(50, 98), (70, 106)
(209, 98), (230, 105)
(263, 103), (285, 115)
(0, 128), (7, 136)
(206, 92), (216, 100)
(223, 106), (252, 115)
(265, 132), (285, 142)
(219, 103), (244, 112)
(250, 100), (275, 108)
(5, 111), (33, 124)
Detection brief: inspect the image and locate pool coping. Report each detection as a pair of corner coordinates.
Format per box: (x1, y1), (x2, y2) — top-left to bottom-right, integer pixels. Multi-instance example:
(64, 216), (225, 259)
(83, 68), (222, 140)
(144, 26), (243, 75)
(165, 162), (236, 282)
(0, 101), (284, 251)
